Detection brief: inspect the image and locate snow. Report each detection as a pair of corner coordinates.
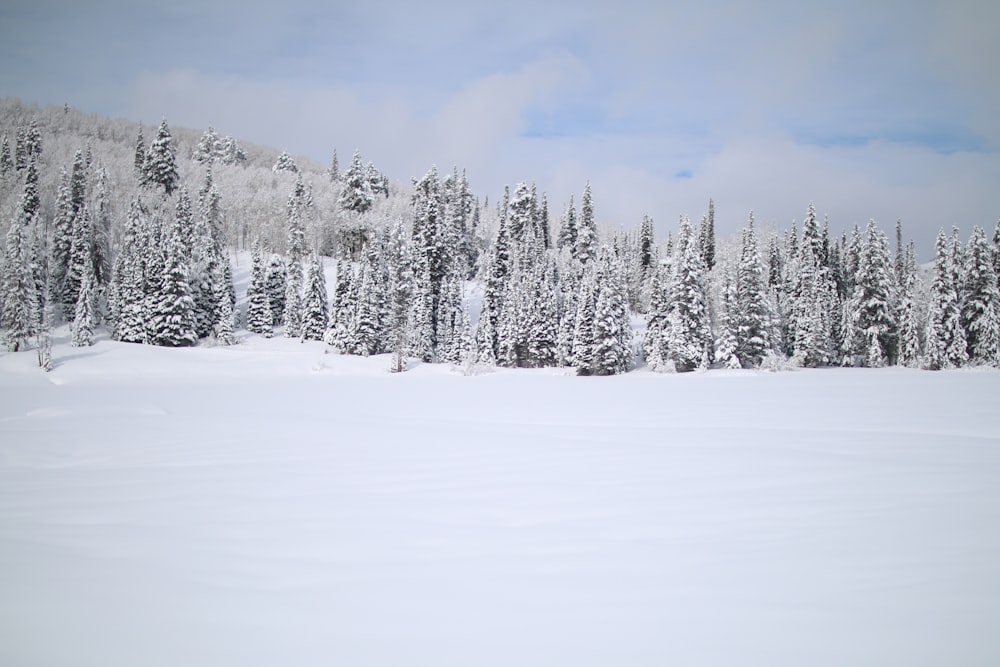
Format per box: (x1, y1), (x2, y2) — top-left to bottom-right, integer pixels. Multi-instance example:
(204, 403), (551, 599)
(2, 335), (1000, 666)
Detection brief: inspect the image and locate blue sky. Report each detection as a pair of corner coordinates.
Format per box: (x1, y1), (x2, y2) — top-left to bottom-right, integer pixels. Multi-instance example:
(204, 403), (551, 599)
(2, 0), (998, 256)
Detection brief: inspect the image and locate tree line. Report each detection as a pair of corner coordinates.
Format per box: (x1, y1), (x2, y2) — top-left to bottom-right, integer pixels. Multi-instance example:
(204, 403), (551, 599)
(1, 103), (998, 373)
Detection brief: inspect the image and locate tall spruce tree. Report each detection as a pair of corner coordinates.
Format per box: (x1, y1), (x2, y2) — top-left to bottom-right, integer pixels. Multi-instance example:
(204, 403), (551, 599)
(925, 230), (966, 369)
(734, 214), (771, 367)
(142, 119), (179, 197)
(149, 203), (198, 347)
(575, 182), (597, 264)
(961, 226), (1000, 365)
(300, 256), (328, 341)
(2, 202), (38, 351)
(245, 240), (273, 337)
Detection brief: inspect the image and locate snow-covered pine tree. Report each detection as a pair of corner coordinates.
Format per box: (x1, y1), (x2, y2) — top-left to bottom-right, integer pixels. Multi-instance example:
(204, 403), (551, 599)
(386, 220), (412, 372)
(715, 270), (742, 369)
(63, 204), (95, 316)
(571, 263), (599, 374)
(734, 214), (771, 367)
(961, 226), (1000, 366)
(338, 149), (373, 213)
(283, 258), (303, 338)
(91, 167), (113, 288)
(590, 248), (631, 375)
(896, 241), (922, 367)
(108, 198), (150, 344)
(133, 124), (146, 178)
(844, 220), (898, 367)
(264, 254), (287, 326)
(328, 149), (340, 182)
(666, 216), (712, 372)
(245, 240), (273, 337)
(70, 263), (96, 347)
(193, 127), (223, 164)
(698, 199), (716, 271)
(1, 202), (38, 352)
(557, 195), (577, 252)
(924, 230), (966, 369)
(0, 133), (12, 175)
(149, 204), (198, 348)
(142, 119), (179, 197)
(300, 256), (328, 342)
(215, 283), (236, 346)
(574, 182), (597, 264)
(272, 151), (298, 173)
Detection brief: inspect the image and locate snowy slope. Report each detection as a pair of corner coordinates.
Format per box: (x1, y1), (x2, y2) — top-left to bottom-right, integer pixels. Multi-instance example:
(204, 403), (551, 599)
(1, 336), (1000, 667)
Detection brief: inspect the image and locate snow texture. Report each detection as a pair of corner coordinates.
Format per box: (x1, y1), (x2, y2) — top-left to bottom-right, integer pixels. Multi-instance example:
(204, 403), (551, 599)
(1, 336), (999, 667)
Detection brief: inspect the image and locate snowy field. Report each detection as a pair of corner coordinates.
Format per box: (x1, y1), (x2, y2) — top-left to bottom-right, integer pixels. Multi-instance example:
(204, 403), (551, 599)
(2, 335), (1000, 667)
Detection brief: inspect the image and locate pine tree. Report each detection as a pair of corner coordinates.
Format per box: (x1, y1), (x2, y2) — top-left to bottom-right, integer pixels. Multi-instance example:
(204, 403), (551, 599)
(339, 149), (373, 213)
(2, 204), (38, 352)
(245, 240), (273, 337)
(715, 271), (742, 369)
(961, 226), (1000, 366)
(666, 217), (712, 371)
(70, 264), (96, 347)
(193, 127), (223, 163)
(734, 214), (771, 367)
(108, 198), (150, 344)
(0, 133), (12, 175)
(265, 254), (287, 325)
(63, 205), (94, 315)
(844, 220), (897, 367)
(91, 167), (113, 287)
(925, 230), (966, 369)
(215, 283), (236, 345)
(571, 264), (599, 374)
(590, 250), (631, 375)
(698, 199), (716, 270)
(557, 195), (577, 251)
(142, 119), (179, 197)
(220, 136), (246, 165)
(301, 256), (329, 342)
(328, 149), (340, 182)
(896, 242), (922, 367)
(133, 124), (146, 178)
(386, 220), (412, 372)
(283, 258), (303, 338)
(272, 150), (298, 173)
(149, 207), (197, 347)
(575, 182), (597, 264)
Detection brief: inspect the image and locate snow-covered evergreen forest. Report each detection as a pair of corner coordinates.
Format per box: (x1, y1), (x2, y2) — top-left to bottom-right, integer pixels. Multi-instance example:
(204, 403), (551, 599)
(3, 97), (999, 373)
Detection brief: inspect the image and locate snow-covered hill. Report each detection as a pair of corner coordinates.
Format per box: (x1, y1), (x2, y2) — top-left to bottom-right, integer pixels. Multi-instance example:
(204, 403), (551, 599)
(1, 337), (999, 666)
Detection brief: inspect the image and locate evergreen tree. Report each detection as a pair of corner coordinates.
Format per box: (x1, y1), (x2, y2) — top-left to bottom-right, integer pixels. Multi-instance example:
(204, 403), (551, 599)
(193, 126), (222, 163)
(300, 256), (328, 341)
(666, 217), (713, 371)
(149, 207), (198, 347)
(557, 195), (577, 251)
(590, 249), (632, 375)
(925, 230), (966, 369)
(0, 133), (12, 175)
(896, 241), (923, 367)
(91, 167), (113, 287)
(63, 205), (95, 315)
(339, 149), (373, 213)
(142, 119), (179, 197)
(215, 283), (236, 345)
(133, 124), (146, 178)
(265, 254), (287, 325)
(715, 271), (742, 369)
(2, 203), (38, 351)
(70, 264), (96, 347)
(698, 199), (716, 270)
(328, 149), (340, 182)
(108, 198), (150, 343)
(245, 240), (273, 337)
(386, 220), (413, 372)
(571, 264), (599, 373)
(21, 156), (40, 219)
(220, 136), (246, 165)
(734, 214), (771, 367)
(575, 182), (597, 264)
(844, 220), (897, 367)
(283, 258), (303, 338)
(272, 150), (299, 173)
(961, 226), (1000, 365)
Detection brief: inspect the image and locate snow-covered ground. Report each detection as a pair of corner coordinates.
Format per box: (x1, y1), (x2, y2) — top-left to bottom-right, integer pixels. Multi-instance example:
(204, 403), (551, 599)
(2, 334), (999, 667)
